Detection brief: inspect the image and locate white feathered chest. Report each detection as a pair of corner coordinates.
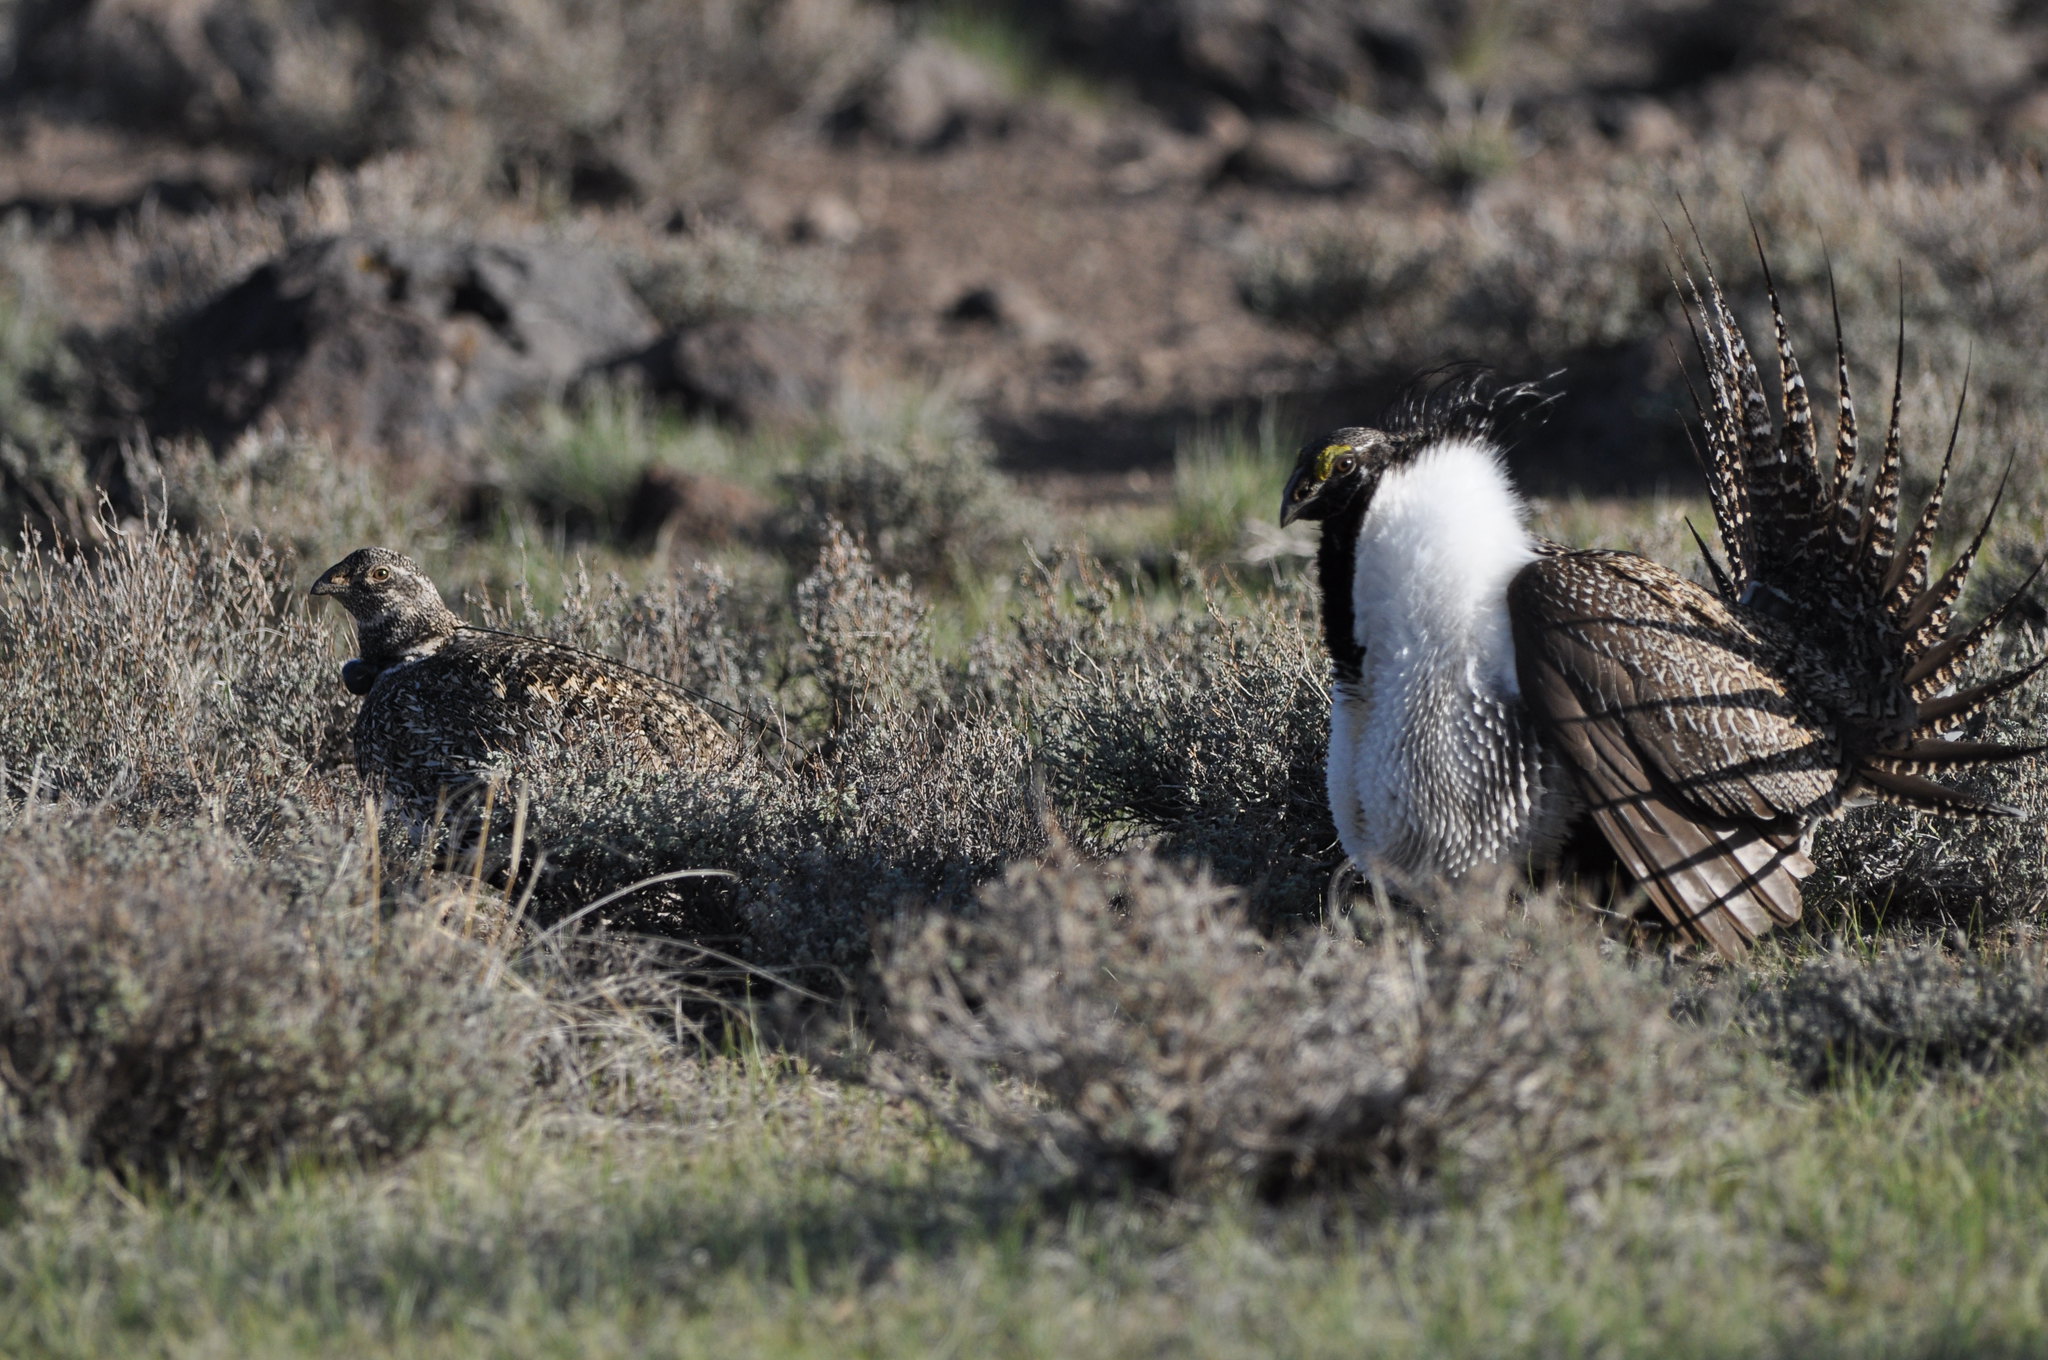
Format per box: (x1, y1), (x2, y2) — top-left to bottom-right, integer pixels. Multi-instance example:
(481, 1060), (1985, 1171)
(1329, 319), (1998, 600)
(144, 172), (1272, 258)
(1326, 437), (1570, 884)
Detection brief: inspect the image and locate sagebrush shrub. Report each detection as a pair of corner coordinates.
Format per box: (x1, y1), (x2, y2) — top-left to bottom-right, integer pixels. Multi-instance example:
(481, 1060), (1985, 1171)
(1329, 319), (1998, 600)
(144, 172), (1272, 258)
(0, 817), (536, 1192)
(774, 421), (1031, 590)
(0, 513), (1057, 978)
(625, 226), (841, 329)
(878, 853), (1728, 1202)
(1804, 629), (2048, 930)
(508, 527), (1044, 971)
(0, 520), (349, 823)
(1023, 561), (1336, 925)
(1741, 941), (2048, 1085)
(1238, 146), (2048, 457)
(122, 427), (415, 559)
(5, 0), (894, 187)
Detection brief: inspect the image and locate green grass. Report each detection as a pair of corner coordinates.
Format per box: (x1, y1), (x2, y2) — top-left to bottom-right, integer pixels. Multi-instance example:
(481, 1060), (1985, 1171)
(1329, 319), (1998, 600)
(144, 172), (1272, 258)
(1167, 406), (1303, 566)
(10, 1034), (2048, 1357)
(496, 379), (780, 537)
(1, 417), (2045, 1357)
(1426, 96), (1524, 194)
(4, 132), (2046, 1357)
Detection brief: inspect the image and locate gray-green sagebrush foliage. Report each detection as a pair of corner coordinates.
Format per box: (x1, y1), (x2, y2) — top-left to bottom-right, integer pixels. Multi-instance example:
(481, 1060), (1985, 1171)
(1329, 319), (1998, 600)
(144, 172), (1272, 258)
(0, 817), (535, 1193)
(774, 420), (1036, 591)
(0, 521), (352, 824)
(427, 523), (1044, 968)
(3, 0), (894, 183)
(1802, 630), (2048, 930)
(1238, 150), (2048, 512)
(0, 487), (2041, 1203)
(1741, 943), (2048, 1086)
(0, 517), (1306, 977)
(0, 509), (2032, 972)
(878, 853), (1732, 1202)
(423, 528), (1337, 967)
(1022, 559), (1335, 926)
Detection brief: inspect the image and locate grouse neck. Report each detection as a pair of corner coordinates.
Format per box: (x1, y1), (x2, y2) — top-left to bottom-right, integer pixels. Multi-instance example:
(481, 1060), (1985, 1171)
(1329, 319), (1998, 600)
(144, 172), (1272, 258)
(1317, 492), (1368, 684)
(354, 603), (461, 670)
(1349, 436), (1536, 698)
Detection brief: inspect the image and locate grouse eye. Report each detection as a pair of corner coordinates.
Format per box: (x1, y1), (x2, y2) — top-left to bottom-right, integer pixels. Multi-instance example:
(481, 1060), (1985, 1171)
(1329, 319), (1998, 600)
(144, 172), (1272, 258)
(367, 566), (391, 584)
(1333, 454), (1358, 476)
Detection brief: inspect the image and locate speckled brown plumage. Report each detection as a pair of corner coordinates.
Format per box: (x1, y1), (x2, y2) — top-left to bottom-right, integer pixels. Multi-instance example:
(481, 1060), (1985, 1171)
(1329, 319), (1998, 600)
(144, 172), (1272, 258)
(1508, 549), (1832, 955)
(311, 547), (733, 827)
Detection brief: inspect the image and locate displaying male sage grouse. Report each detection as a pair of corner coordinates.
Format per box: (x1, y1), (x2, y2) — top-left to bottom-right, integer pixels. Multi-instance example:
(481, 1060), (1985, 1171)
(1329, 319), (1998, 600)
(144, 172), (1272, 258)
(311, 547), (733, 828)
(1281, 254), (2043, 957)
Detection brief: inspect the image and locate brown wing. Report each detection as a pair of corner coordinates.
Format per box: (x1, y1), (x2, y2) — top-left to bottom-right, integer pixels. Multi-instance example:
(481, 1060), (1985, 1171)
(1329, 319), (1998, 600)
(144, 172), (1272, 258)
(1509, 550), (1845, 956)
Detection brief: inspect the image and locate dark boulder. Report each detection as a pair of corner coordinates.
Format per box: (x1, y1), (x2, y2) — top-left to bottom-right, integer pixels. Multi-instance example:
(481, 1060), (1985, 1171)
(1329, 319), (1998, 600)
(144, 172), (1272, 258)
(153, 235), (660, 460)
(837, 37), (1012, 150)
(622, 316), (845, 428)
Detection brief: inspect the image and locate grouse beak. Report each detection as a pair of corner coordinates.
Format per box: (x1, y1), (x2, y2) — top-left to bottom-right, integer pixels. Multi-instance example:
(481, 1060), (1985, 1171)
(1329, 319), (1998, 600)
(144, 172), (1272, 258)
(1279, 468), (1314, 527)
(309, 571), (345, 598)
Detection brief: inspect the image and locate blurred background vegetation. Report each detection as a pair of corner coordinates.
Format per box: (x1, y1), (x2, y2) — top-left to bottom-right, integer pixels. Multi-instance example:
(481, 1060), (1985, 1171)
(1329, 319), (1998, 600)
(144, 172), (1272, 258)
(0, 0), (2042, 593)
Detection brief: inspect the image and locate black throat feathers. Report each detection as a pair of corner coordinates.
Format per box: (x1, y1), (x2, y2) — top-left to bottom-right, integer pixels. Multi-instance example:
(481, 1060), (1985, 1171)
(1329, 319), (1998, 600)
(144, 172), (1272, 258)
(1316, 497), (1367, 685)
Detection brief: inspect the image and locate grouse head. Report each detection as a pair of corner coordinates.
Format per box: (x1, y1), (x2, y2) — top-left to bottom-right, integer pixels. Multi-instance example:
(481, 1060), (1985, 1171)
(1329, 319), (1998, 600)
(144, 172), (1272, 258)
(310, 546), (461, 671)
(1279, 427), (1399, 526)
(1281, 375), (1554, 528)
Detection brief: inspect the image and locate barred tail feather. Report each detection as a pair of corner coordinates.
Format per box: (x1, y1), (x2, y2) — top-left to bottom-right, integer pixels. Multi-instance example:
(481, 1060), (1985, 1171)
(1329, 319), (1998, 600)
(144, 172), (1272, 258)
(1866, 738), (2048, 770)
(1686, 515), (1735, 602)
(1898, 465), (2009, 660)
(1909, 657), (2048, 735)
(1853, 295), (1910, 594)
(1856, 764), (2025, 818)
(1679, 266), (1754, 584)
(1883, 361), (1970, 614)
(1754, 231), (1828, 541)
(1906, 559), (2045, 699)
(1685, 239), (2043, 835)
(1717, 279), (1783, 517)
(1827, 268), (1863, 555)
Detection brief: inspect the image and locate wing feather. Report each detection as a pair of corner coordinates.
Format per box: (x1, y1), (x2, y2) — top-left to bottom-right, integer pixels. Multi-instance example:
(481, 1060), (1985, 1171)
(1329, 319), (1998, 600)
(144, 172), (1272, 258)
(1510, 552), (1837, 953)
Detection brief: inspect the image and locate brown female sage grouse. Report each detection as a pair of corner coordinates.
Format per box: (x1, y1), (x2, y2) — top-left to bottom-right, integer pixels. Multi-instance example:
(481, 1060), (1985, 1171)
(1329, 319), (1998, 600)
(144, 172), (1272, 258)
(1282, 253), (2044, 957)
(311, 547), (733, 829)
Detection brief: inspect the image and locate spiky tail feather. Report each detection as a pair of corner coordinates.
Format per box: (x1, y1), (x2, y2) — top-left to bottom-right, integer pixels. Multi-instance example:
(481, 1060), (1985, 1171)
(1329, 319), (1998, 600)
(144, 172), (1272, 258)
(1681, 232), (2044, 820)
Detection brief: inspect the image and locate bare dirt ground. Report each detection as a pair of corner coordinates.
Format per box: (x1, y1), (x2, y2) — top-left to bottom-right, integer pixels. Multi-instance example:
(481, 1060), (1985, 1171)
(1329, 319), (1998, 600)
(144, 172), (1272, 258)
(738, 119), (1333, 461)
(3, 100), (1350, 500)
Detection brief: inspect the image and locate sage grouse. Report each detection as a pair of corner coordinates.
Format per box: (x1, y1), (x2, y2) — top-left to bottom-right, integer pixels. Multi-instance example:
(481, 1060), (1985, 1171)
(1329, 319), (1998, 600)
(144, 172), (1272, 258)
(311, 547), (732, 827)
(1281, 256), (2043, 957)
